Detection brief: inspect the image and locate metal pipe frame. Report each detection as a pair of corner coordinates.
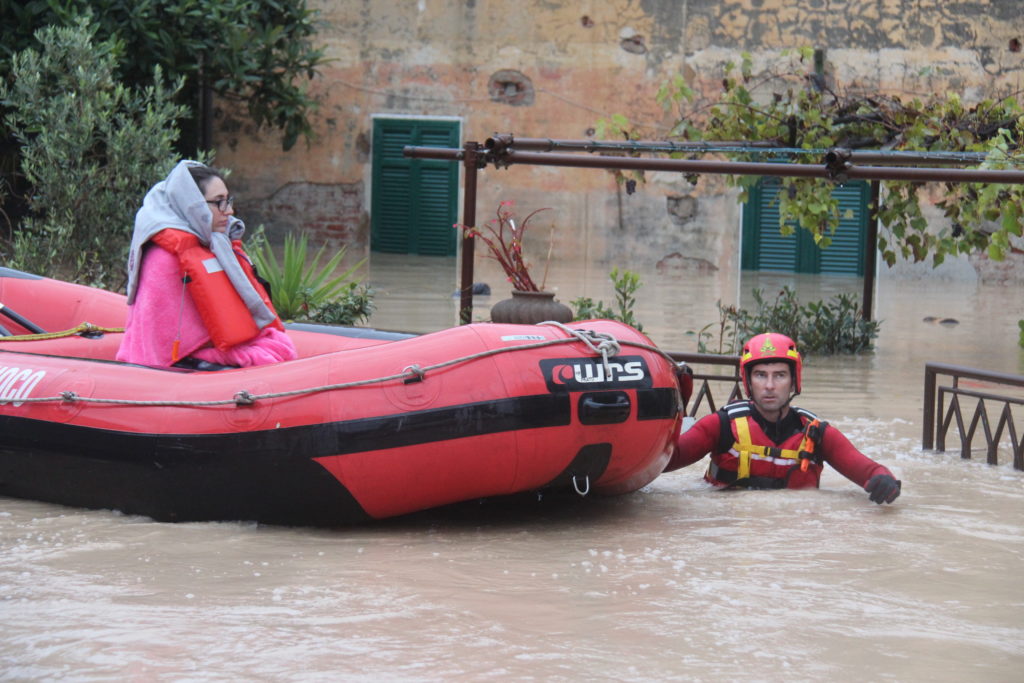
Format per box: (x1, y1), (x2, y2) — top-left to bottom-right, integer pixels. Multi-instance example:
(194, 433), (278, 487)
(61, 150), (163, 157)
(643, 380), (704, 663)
(458, 141), (481, 325)
(490, 149), (1024, 184)
(405, 141), (1024, 183)
(404, 136), (1024, 325)
(484, 134), (994, 166)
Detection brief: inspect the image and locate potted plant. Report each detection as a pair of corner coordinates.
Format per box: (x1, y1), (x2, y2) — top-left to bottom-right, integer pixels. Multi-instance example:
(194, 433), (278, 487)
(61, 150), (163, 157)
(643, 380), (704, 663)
(456, 201), (572, 324)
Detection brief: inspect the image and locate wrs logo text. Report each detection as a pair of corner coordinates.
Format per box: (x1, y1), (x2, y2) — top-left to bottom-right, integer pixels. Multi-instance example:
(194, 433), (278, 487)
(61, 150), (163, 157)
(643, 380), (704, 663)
(540, 356), (651, 391)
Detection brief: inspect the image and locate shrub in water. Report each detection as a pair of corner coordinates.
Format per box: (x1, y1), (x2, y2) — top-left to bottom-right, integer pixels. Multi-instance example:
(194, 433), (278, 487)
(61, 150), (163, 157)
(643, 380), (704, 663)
(571, 267), (644, 331)
(695, 286), (880, 356)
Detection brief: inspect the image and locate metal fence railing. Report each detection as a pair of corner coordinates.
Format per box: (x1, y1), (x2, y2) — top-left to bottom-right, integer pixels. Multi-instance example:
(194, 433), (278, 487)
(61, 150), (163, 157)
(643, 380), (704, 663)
(922, 362), (1024, 470)
(654, 356), (1024, 471)
(666, 351), (742, 418)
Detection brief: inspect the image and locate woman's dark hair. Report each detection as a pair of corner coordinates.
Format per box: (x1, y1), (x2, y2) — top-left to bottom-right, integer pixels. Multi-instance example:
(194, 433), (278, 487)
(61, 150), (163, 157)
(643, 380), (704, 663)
(187, 165), (227, 194)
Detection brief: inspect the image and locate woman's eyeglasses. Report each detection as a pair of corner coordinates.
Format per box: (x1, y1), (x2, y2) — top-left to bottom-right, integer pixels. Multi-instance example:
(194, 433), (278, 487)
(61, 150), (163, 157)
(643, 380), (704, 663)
(206, 196), (234, 212)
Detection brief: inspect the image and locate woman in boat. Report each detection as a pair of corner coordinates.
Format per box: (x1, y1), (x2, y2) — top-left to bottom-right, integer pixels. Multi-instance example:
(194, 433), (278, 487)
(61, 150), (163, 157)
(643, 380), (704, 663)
(666, 332), (902, 504)
(116, 161), (297, 368)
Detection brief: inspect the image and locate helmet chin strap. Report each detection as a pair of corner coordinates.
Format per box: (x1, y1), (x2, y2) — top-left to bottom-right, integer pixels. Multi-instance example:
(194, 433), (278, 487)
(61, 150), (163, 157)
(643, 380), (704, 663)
(778, 388), (799, 414)
(761, 388), (799, 436)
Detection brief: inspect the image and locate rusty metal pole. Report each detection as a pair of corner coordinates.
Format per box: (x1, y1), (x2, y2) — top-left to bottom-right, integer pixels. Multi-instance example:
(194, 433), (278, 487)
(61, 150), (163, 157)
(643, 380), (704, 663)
(922, 364), (937, 450)
(459, 141), (480, 325)
(495, 149), (1024, 184)
(406, 144), (1024, 184)
(862, 180), (881, 321)
(485, 136), (990, 165)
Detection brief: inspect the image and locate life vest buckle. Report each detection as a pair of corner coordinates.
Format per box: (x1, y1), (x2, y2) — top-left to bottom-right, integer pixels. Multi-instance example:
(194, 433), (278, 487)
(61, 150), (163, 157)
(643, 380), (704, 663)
(806, 420), (826, 443)
(798, 418), (827, 472)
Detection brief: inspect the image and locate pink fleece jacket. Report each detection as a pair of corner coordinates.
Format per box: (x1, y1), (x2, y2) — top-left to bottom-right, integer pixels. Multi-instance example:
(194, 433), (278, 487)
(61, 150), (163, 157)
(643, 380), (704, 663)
(116, 245), (297, 368)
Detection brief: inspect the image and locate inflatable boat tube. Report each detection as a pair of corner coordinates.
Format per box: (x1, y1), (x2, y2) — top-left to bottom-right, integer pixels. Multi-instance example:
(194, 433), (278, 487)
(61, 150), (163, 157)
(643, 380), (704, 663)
(0, 268), (682, 525)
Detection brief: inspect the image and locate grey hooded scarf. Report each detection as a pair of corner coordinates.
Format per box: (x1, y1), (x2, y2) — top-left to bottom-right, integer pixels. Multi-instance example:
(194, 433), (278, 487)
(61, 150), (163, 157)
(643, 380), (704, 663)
(125, 160), (277, 331)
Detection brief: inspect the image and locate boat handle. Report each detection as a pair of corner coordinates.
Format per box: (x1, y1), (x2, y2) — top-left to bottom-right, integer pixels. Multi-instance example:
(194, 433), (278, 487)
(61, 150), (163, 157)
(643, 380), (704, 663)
(578, 391), (631, 425)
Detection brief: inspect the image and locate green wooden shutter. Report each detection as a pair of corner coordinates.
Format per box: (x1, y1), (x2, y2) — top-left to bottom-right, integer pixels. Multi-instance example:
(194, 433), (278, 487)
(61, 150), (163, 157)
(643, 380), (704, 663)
(371, 119), (460, 256)
(742, 177), (868, 275)
(756, 180), (798, 272)
(372, 123), (416, 253)
(819, 182), (868, 275)
(742, 177), (800, 272)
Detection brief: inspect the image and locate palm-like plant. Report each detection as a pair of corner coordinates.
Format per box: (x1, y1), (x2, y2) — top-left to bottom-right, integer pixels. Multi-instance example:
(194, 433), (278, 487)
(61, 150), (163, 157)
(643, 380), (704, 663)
(250, 232), (371, 324)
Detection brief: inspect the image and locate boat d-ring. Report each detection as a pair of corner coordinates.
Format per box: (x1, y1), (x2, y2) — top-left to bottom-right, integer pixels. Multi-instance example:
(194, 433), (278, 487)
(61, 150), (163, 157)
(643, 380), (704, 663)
(403, 364), (426, 384)
(571, 474), (591, 497)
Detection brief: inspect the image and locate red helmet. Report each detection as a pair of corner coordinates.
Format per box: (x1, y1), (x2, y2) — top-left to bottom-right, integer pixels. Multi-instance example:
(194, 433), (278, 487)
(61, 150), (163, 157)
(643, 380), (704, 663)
(740, 332), (802, 397)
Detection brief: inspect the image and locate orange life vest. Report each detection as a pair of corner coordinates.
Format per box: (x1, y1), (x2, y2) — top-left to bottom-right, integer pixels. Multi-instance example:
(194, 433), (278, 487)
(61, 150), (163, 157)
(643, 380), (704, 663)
(706, 402), (827, 489)
(151, 229), (283, 351)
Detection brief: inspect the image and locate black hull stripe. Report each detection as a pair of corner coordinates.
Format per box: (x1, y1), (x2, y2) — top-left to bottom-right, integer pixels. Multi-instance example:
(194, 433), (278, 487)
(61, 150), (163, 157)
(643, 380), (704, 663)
(0, 388), (677, 465)
(0, 393), (570, 465)
(0, 388), (677, 525)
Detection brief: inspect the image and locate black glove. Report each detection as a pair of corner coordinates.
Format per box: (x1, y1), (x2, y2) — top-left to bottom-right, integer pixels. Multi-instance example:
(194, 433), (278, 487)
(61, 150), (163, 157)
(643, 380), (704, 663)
(865, 474), (901, 504)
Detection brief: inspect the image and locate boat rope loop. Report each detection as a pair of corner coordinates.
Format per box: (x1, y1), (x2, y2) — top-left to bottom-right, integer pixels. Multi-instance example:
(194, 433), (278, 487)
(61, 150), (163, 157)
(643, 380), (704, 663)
(233, 390), (257, 406)
(0, 322), (124, 341)
(14, 323), (677, 408)
(540, 321), (620, 376)
(402, 364), (426, 383)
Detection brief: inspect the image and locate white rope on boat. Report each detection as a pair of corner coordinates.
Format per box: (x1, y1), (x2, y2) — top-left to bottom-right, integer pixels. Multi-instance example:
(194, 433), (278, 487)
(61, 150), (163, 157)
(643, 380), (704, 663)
(539, 321), (620, 376)
(13, 323), (682, 409)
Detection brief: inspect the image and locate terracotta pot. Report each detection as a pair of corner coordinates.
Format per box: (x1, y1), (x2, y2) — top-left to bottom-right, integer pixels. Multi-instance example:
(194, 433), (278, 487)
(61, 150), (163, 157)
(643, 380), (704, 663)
(490, 289), (573, 324)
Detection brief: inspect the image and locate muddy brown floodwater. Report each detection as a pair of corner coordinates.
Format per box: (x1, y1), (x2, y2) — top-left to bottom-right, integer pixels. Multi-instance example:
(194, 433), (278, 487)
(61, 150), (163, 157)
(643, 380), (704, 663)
(2, 254), (1022, 681)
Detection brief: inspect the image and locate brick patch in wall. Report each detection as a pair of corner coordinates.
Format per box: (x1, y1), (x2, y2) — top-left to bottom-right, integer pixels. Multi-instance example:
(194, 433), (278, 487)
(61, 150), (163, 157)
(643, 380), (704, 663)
(256, 181), (367, 249)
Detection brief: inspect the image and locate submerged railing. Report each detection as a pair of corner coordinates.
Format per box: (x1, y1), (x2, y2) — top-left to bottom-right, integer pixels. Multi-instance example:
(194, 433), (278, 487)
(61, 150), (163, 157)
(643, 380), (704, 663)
(656, 356), (1024, 471)
(922, 362), (1024, 470)
(666, 351), (742, 417)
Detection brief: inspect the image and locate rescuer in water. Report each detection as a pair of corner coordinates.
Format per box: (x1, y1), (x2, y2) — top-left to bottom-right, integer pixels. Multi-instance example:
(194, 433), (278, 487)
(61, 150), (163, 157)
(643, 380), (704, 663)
(666, 332), (902, 504)
(117, 161), (296, 368)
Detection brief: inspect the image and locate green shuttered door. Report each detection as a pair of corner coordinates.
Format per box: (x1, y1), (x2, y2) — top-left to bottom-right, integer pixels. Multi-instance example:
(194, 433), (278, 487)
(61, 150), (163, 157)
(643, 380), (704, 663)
(742, 177), (869, 275)
(371, 119), (460, 255)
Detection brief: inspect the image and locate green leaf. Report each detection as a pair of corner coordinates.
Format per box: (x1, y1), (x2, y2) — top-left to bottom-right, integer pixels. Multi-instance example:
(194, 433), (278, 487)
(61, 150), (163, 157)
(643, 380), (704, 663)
(1001, 203), (1022, 235)
(250, 231), (371, 321)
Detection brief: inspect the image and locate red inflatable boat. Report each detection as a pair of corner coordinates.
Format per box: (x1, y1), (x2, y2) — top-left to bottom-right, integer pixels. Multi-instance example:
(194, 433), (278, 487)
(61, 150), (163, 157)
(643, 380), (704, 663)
(0, 267), (683, 526)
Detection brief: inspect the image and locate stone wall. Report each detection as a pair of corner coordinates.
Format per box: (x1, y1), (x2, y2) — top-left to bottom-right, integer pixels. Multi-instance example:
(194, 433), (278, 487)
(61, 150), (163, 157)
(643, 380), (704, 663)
(214, 0), (1024, 283)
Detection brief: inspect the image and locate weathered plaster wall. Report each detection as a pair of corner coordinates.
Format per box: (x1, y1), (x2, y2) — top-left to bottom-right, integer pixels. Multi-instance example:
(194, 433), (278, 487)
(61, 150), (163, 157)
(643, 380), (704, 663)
(214, 0), (1024, 287)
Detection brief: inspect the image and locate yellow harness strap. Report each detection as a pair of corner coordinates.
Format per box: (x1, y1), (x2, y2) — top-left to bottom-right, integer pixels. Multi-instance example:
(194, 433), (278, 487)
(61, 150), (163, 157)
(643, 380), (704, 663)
(734, 415), (754, 479)
(732, 415), (805, 480)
